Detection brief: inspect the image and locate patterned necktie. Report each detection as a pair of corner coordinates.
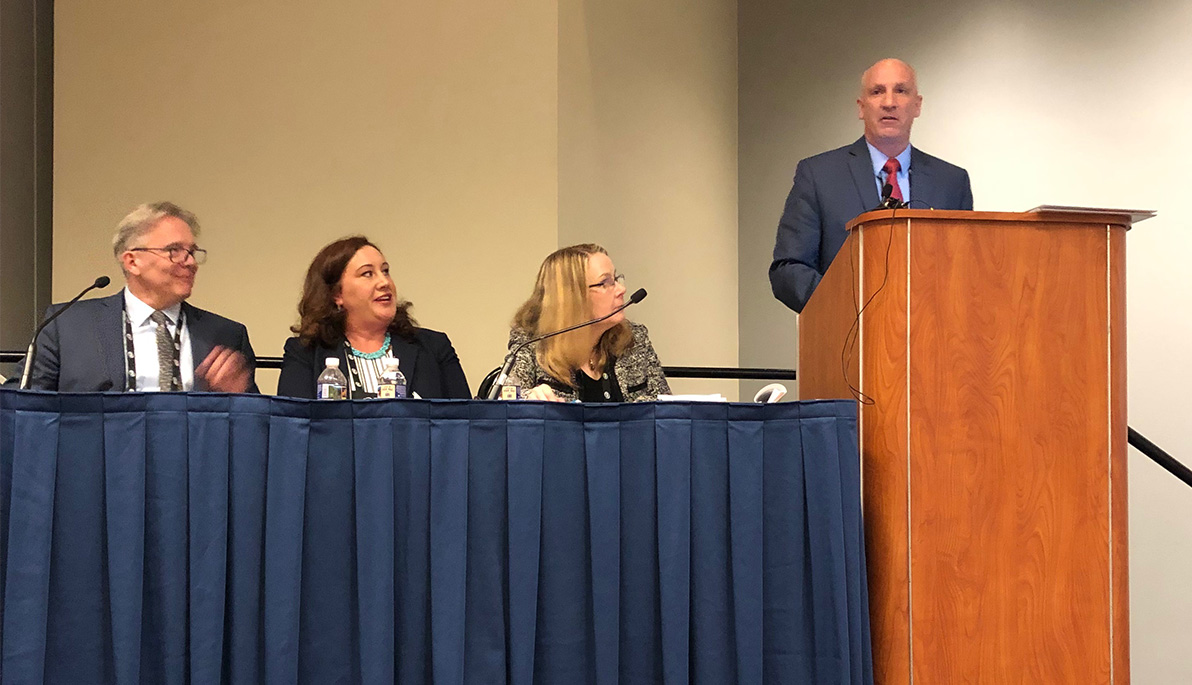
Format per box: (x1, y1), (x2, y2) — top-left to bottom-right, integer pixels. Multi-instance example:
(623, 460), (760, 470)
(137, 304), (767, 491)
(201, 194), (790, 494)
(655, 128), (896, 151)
(882, 157), (904, 202)
(149, 310), (176, 391)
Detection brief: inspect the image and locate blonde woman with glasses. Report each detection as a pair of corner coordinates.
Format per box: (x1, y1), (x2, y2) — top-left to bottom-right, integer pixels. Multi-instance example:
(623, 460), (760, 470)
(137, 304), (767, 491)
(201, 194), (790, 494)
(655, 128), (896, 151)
(502, 244), (669, 402)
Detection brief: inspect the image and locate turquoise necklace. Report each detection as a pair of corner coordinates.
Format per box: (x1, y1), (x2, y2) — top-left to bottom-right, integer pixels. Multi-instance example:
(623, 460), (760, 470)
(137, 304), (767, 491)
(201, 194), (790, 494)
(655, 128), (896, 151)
(347, 332), (391, 360)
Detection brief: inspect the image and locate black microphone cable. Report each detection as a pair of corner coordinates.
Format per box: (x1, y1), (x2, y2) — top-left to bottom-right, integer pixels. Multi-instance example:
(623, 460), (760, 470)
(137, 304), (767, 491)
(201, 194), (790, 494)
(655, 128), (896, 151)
(840, 193), (947, 403)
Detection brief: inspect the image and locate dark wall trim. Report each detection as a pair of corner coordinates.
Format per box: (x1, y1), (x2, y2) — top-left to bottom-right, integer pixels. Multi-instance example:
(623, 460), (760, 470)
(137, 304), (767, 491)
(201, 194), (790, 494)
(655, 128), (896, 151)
(0, 0), (54, 347)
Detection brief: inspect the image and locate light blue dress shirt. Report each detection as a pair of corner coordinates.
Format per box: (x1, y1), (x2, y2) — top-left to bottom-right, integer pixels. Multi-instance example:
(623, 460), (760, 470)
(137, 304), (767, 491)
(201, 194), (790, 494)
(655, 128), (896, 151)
(866, 141), (912, 203)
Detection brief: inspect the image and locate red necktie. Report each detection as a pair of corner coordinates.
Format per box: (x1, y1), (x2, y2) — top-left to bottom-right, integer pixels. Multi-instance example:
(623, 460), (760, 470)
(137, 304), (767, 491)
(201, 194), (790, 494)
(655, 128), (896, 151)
(882, 157), (903, 202)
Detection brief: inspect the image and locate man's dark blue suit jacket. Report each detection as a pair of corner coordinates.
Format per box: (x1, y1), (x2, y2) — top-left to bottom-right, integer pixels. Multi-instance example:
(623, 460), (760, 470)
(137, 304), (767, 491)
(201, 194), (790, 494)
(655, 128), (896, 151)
(20, 291), (258, 392)
(769, 136), (973, 312)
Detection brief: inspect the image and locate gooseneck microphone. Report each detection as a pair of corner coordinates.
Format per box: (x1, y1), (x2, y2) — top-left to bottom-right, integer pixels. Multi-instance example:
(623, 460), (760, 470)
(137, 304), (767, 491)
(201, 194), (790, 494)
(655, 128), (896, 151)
(876, 182), (906, 211)
(19, 276), (111, 390)
(486, 288), (647, 400)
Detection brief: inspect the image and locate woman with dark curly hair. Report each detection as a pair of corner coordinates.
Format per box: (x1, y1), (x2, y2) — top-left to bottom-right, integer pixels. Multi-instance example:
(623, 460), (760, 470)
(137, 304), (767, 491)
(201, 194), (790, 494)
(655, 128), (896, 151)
(277, 236), (470, 399)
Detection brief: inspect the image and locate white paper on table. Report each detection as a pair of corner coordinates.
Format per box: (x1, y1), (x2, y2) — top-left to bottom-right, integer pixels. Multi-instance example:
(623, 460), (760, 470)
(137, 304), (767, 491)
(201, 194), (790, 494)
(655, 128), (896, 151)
(657, 394), (727, 402)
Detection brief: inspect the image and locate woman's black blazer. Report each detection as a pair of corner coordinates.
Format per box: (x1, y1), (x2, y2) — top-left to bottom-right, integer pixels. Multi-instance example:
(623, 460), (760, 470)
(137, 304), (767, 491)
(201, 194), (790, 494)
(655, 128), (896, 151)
(277, 328), (471, 399)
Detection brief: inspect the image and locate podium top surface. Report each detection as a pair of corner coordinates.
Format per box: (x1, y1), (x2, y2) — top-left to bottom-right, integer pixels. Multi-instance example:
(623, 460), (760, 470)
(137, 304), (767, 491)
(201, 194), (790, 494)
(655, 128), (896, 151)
(847, 208), (1144, 231)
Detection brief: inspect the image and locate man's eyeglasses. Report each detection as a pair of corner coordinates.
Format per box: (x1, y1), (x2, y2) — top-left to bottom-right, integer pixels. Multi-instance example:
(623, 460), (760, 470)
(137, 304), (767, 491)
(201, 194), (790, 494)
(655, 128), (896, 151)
(129, 245), (208, 265)
(587, 273), (625, 290)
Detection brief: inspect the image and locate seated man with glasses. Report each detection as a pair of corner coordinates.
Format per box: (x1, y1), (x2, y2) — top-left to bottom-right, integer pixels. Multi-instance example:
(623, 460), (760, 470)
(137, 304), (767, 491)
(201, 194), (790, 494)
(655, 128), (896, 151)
(499, 243), (669, 402)
(16, 201), (258, 392)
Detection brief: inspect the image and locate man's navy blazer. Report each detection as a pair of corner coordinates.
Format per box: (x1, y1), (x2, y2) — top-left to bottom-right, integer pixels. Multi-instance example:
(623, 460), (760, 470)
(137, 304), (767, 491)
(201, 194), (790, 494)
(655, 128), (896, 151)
(19, 291), (259, 392)
(769, 137), (973, 313)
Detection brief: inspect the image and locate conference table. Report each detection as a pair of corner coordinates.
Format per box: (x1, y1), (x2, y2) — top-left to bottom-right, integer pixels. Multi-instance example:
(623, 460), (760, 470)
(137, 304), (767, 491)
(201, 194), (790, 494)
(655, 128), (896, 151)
(0, 391), (871, 684)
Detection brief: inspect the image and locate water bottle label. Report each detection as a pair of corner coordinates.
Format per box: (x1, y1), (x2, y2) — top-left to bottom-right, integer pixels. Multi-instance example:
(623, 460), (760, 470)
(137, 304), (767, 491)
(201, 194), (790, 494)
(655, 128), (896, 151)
(377, 383), (407, 399)
(318, 384), (346, 400)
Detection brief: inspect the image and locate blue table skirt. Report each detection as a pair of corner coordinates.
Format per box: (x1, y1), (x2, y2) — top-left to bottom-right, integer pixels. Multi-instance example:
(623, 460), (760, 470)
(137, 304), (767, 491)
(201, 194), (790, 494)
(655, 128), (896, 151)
(0, 392), (871, 684)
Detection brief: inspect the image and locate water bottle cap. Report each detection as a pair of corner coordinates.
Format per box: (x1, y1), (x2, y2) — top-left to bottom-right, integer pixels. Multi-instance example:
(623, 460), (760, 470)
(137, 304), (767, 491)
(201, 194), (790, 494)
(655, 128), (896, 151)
(325, 357), (340, 368)
(383, 356), (399, 370)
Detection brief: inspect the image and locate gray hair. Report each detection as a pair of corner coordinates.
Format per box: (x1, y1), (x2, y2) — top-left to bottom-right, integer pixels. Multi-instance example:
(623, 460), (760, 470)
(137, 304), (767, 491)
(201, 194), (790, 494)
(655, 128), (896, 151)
(111, 201), (201, 258)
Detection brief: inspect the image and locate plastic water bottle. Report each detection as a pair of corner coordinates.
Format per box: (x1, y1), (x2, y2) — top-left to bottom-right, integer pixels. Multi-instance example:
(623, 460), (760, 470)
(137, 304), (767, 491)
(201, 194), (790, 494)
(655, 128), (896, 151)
(316, 357), (348, 400)
(378, 357), (408, 399)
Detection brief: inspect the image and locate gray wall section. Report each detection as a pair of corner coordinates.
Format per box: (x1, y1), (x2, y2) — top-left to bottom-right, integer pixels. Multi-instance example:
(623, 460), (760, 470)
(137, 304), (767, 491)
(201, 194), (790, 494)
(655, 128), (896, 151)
(737, 0), (861, 400)
(0, 0), (53, 351)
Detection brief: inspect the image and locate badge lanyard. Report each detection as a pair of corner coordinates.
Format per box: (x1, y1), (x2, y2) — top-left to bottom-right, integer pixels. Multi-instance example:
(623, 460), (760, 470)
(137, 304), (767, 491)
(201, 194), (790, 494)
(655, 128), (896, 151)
(122, 303), (184, 391)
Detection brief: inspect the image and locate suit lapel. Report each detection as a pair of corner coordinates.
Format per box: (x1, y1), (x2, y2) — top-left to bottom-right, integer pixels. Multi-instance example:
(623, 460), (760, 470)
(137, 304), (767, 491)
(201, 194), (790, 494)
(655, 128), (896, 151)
(909, 147), (935, 209)
(846, 137), (880, 211)
(390, 336), (420, 390)
(613, 353), (642, 396)
(95, 292), (128, 391)
(184, 303), (214, 391)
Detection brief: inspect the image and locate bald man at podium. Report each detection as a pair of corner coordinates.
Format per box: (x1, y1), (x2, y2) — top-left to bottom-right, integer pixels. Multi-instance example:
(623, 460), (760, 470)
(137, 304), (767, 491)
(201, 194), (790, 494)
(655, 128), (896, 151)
(769, 58), (973, 313)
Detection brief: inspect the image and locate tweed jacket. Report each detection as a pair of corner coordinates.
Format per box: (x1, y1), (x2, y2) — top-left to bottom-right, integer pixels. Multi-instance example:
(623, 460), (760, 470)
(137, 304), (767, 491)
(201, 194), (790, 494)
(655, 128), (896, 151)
(503, 321), (670, 402)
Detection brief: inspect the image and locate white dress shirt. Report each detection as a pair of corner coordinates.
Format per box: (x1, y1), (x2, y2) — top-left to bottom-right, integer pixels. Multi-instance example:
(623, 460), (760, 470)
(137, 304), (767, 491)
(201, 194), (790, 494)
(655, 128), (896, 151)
(123, 288), (195, 391)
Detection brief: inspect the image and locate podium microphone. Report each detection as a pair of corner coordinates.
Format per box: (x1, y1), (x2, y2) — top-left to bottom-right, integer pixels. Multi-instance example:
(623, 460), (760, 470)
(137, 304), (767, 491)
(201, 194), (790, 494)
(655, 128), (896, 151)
(486, 288), (647, 399)
(874, 182), (906, 211)
(19, 276), (112, 390)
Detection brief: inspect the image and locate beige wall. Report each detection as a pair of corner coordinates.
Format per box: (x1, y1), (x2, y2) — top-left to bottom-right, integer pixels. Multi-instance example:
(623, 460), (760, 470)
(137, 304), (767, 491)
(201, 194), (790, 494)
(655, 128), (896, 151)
(739, 0), (1192, 680)
(55, 0), (739, 398)
(54, 1), (560, 393)
(558, 0), (739, 398)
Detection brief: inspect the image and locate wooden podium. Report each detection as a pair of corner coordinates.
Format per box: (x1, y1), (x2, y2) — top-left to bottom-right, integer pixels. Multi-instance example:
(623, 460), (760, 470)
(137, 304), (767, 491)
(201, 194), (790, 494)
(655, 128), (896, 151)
(798, 210), (1131, 683)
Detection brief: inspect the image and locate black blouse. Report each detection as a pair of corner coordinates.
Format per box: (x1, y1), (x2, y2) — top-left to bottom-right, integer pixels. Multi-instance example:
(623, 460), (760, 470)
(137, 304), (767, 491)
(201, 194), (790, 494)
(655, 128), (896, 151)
(573, 362), (625, 403)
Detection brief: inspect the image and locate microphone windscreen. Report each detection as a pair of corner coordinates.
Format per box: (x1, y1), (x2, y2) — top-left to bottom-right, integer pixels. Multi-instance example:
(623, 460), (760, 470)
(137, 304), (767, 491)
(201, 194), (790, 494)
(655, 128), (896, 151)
(94, 276), (111, 288)
(629, 288), (647, 304)
(753, 383), (788, 404)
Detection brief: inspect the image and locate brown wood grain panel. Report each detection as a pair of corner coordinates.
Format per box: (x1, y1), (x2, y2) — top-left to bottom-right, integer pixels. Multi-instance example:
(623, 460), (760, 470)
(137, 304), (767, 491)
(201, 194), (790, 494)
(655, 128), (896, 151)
(906, 219), (1112, 682)
(857, 218), (912, 684)
(1110, 226), (1130, 683)
(798, 230), (860, 400)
